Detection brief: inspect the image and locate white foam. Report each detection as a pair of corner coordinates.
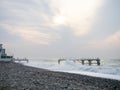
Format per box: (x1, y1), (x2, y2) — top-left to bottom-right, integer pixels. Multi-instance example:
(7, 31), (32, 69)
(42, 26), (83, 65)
(24, 60), (120, 80)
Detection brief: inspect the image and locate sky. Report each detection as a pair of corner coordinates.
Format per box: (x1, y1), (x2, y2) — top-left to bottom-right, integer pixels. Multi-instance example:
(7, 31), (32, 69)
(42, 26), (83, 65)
(0, 0), (120, 59)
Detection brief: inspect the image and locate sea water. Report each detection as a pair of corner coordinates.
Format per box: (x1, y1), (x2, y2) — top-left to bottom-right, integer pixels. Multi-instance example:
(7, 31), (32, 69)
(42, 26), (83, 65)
(23, 58), (120, 80)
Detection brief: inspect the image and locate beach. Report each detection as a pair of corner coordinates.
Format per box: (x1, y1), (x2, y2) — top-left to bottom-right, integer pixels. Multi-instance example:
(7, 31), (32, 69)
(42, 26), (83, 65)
(0, 62), (120, 90)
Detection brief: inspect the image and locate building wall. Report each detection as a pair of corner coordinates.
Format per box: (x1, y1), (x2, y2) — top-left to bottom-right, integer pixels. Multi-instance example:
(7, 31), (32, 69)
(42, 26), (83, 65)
(1, 49), (6, 55)
(0, 44), (2, 58)
(0, 44), (2, 49)
(0, 44), (6, 58)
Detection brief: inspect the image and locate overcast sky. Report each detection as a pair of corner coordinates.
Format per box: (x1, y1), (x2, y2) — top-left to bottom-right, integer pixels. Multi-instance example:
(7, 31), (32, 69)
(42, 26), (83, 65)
(0, 0), (120, 59)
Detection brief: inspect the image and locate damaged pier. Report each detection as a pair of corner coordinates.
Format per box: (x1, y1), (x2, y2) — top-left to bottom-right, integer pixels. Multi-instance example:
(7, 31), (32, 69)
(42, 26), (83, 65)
(58, 58), (100, 66)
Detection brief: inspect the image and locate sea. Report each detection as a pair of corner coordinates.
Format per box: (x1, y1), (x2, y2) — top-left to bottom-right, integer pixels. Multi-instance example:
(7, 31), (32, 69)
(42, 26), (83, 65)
(22, 58), (120, 80)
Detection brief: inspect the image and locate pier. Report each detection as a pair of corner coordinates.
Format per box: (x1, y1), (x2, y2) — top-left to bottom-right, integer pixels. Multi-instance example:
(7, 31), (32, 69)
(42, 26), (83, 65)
(58, 58), (100, 66)
(13, 58), (29, 63)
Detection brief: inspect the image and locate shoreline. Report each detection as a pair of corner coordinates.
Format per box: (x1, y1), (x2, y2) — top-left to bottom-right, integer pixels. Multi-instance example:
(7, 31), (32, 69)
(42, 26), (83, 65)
(0, 62), (120, 90)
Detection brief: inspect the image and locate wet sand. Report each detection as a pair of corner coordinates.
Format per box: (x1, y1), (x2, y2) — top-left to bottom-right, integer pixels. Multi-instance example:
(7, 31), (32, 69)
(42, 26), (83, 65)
(0, 62), (120, 90)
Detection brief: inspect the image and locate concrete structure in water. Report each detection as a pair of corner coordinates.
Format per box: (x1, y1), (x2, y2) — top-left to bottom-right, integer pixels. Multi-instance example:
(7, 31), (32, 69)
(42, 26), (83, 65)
(58, 58), (101, 66)
(0, 44), (13, 62)
(14, 57), (29, 63)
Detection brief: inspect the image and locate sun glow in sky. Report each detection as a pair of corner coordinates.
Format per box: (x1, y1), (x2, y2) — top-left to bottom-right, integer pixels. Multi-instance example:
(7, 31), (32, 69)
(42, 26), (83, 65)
(0, 0), (120, 58)
(51, 0), (103, 36)
(53, 16), (66, 25)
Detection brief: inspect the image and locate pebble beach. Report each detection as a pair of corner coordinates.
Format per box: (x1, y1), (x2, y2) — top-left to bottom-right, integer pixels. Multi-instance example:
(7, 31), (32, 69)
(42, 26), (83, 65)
(0, 62), (120, 90)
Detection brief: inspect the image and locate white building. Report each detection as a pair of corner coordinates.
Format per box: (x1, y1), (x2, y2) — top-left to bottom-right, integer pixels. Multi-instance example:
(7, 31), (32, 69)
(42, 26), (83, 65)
(0, 44), (13, 62)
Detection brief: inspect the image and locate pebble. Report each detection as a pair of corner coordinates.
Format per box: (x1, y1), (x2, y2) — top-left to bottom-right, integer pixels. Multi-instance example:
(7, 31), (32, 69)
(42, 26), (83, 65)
(0, 62), (120, 90)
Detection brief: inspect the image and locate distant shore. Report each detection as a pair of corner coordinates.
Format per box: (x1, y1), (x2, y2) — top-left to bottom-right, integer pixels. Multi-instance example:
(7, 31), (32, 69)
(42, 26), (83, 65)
(0, 62), (120, 90)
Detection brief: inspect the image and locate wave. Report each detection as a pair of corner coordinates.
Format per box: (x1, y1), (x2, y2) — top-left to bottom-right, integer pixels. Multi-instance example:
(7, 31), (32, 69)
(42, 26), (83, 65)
(23, 59), (120, 80)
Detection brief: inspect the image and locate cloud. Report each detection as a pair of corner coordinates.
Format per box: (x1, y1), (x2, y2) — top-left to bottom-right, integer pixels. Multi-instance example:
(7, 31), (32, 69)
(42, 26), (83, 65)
(0, 0), (52, 25)
(0, 24), (60, 45)
(0, 0), (104, 45)
(90, 31), (120, 48)
(0, 0), (61, 45)
(50, 0), (104, 36)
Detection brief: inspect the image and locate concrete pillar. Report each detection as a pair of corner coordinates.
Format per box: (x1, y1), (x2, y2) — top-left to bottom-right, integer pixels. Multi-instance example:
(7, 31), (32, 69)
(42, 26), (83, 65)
(88, 60), (92, 65)
(96, 59), (100, 66)
(81, 60), (85, 65)
(58, 59), (61, 64)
